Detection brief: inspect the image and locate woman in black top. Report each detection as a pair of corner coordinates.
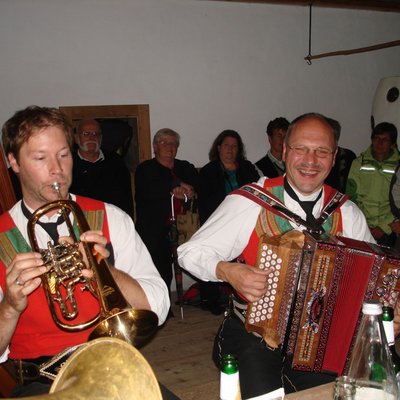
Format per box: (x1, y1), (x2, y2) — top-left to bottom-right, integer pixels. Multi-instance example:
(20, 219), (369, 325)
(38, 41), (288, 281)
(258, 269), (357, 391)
(198, 130), (260, 313)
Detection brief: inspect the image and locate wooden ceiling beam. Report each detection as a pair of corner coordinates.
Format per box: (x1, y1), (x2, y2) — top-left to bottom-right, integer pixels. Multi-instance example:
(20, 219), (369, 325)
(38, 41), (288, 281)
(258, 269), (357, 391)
(204, 0), (400, 13)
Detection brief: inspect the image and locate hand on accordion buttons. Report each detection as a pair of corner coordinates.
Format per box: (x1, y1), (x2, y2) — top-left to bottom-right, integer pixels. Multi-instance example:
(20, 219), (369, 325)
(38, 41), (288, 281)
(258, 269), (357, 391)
(217, 261), (271, 303)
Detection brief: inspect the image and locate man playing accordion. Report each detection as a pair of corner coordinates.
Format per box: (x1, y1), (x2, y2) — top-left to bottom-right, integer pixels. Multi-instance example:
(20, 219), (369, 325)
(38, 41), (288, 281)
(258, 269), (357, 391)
(178, 113), (389, 399)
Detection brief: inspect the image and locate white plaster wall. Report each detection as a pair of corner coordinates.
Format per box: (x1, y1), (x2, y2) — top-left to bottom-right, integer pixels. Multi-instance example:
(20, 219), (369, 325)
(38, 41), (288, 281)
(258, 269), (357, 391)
(0, 0), (399, 165)
(0, 0), (399, 289)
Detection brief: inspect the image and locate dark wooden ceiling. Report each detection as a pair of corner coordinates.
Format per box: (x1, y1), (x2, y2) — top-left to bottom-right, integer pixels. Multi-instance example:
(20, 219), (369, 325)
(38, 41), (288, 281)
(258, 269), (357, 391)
(205, 1), (400, 13)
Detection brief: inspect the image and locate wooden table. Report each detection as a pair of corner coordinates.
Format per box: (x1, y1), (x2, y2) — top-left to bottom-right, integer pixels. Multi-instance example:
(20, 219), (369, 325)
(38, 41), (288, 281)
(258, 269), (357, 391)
(285, 383), (334, 399)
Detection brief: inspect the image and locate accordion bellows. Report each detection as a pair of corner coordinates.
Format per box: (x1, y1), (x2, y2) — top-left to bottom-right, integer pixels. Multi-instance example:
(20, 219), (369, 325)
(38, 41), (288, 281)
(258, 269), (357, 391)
(245, 230), (400, 375)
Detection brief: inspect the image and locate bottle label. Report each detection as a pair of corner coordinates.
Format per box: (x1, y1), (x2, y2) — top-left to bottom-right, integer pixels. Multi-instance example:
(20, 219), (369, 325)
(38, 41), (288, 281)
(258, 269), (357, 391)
(383, 320), (395, 346)
(220, 371), (240, 400)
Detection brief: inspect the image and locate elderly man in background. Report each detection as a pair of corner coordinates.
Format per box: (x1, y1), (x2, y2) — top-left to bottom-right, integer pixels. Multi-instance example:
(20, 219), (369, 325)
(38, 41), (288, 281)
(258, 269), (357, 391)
(70, 118), (134, 218)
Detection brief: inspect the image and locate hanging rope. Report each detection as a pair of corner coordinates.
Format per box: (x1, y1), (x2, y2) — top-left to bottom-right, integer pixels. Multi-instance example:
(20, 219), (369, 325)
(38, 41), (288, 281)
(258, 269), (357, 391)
(304, 1), (400, 63)
(305, 40), (400, 62)
(306, 3), (313, 65)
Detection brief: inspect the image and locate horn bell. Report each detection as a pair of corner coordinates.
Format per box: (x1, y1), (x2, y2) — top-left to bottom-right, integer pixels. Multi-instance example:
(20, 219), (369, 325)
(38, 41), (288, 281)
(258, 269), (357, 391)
(50, 337), (162, 400)
(88, 308), (159, 348)
(5, 337), (163, 400)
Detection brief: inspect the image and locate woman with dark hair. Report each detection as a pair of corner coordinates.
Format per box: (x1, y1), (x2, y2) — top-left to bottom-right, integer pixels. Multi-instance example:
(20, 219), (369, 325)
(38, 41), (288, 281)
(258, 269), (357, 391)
(197, 130), (259, 314)
(208, 129), (245, 163)
(199, 130), (259, 224)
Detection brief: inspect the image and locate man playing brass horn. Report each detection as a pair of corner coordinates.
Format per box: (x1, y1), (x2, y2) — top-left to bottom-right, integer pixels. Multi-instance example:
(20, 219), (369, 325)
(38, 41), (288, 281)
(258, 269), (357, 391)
(178, 113), (385, 399)
(0, 106), (172, 397)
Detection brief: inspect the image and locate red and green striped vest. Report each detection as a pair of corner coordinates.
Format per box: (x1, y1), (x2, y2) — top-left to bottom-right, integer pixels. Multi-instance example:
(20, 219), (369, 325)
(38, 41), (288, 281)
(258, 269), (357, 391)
(240, 177), (344, 267)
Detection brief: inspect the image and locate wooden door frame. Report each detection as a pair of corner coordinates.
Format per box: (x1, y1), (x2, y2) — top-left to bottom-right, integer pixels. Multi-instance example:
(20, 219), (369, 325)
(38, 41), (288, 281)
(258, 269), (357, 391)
(0, 146), (16, 214)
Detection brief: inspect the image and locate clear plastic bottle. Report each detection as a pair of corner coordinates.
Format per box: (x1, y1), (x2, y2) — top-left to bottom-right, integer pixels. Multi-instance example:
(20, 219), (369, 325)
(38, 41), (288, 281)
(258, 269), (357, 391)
(347, 300), (398, 400)
(220, 354), (241, 400)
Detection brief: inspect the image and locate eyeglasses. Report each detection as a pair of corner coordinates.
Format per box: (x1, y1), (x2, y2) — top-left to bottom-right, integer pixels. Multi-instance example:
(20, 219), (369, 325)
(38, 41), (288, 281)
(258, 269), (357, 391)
(80, 131), (101, 138)
(287, 144), (334, 159)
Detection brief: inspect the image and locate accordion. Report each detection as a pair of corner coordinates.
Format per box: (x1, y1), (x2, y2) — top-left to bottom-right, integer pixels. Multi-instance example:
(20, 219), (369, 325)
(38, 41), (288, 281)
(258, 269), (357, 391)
(244, 230), (400, 375)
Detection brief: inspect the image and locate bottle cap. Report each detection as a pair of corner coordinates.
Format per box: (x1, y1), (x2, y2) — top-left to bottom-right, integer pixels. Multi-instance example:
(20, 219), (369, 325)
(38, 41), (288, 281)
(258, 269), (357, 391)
(362, 300), (382, 315)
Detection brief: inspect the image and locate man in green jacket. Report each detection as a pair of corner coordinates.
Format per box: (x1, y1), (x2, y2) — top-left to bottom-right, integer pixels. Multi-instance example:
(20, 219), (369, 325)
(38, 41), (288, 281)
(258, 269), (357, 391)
(346, 122), (399, 246)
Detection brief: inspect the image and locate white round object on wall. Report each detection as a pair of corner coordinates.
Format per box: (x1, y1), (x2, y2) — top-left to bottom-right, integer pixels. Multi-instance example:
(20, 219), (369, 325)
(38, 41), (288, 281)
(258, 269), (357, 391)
(371, 76), (400, 132)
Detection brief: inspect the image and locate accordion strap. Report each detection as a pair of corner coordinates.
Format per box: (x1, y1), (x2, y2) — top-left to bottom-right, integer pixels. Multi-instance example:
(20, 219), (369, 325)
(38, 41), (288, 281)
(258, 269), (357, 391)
(231, 183), (348, 234)
(314, 190), (348, 228)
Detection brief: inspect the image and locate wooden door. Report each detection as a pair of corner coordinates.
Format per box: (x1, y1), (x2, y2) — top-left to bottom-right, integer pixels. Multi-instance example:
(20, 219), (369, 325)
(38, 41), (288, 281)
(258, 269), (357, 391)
(0, 146), (16, 214)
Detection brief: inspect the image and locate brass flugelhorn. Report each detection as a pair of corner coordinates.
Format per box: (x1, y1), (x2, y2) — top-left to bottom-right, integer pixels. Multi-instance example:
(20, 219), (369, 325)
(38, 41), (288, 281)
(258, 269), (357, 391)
(27, 182), (158, 347)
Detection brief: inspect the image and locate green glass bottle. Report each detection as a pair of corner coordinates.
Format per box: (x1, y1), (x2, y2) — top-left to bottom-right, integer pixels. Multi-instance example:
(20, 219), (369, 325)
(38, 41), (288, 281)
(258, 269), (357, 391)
(382, 306), (400, 377)
(220, 354), (241, 400)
